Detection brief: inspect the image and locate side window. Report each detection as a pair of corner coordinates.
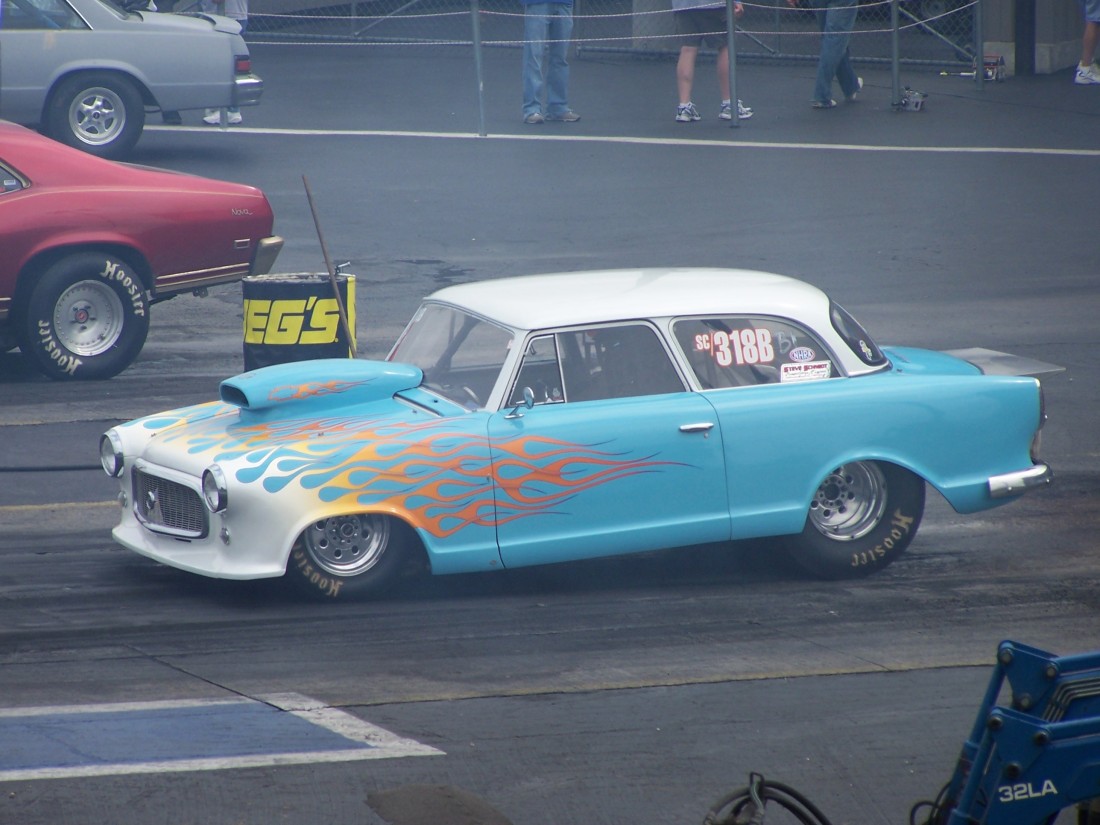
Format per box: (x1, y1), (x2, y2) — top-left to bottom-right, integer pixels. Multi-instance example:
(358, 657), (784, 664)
(673, 317), (836, 388)
(1, 0), (85, 29)
(509, 324), (685, 405)
(1, 165), (25, 195)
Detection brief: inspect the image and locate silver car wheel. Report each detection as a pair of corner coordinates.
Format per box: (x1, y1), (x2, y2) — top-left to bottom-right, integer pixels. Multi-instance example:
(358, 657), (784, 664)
(70, 85), (127, 147)
(807, 461), (888, 542)
(54, 279), (126, 357)
(302, 514), (391, 577)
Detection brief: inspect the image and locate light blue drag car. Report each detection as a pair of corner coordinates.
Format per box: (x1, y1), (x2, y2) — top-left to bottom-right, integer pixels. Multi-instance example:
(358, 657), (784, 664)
(100, 268), (1056, 600)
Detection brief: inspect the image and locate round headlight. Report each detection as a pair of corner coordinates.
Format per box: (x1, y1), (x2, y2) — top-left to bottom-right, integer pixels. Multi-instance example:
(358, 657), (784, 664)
(202, 465), (228, 513)
(99, 431), (125, 477)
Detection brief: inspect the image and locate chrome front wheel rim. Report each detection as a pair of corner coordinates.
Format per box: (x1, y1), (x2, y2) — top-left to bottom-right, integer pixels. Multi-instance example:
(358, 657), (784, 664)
(302, 514), (391, 577)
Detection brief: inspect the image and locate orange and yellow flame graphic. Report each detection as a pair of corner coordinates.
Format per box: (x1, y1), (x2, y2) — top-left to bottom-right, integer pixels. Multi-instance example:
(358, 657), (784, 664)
(151, 411), (672, 538)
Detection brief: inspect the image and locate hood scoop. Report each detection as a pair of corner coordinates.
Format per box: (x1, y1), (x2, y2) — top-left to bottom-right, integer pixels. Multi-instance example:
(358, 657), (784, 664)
(220, 359), (423, 412)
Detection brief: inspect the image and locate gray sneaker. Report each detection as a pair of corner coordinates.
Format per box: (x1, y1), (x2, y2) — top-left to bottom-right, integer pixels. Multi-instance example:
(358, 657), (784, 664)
(547, 111), (580, 122)
(523, 112), (545, 124)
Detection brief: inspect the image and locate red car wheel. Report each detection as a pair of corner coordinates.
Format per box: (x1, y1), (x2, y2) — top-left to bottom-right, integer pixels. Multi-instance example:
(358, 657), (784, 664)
(20, 252), (150, 380)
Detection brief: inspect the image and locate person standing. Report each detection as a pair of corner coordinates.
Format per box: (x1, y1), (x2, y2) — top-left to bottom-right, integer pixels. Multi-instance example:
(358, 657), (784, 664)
(1075, 0), (1100, 84)
(521, 0), (580, 124)
(789, 0), (862, 109)
(203, 0), (249, 125)
(672, 0), (752, 122)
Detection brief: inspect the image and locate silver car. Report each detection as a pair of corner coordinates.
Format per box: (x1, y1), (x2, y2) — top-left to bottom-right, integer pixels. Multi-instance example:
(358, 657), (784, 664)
(0, 0), (262, 158)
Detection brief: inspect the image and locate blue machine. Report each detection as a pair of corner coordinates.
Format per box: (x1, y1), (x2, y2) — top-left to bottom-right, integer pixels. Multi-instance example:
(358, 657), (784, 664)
(704, 641), (1100, 825)
(941, 640), (1100, 825)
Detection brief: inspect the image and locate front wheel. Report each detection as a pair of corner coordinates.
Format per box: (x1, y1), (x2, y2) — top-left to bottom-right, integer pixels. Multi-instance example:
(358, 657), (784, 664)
(19, 252), (150, 380)
(287, 514), (416, 600)
(45, 72), (145, 159)
(784, 461), (925, 579)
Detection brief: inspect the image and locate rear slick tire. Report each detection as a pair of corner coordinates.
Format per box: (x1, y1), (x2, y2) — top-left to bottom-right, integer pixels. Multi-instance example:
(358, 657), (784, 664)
(785, 461), (925, 580)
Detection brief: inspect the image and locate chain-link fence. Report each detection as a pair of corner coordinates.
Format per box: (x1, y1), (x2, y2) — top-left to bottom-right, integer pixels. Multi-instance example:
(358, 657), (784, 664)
(240, 0), (979, 69)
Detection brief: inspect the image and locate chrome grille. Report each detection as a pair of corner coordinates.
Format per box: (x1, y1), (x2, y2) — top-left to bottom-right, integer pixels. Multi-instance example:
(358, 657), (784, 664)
(132, 467), (207, 538)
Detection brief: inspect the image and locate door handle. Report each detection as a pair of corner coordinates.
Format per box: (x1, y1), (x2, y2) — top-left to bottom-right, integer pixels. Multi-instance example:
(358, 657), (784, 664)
(678, 422), (715, 433)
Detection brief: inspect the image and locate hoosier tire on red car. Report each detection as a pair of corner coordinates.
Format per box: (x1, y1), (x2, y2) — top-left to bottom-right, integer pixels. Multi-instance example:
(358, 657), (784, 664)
(18, 252), (150, 381)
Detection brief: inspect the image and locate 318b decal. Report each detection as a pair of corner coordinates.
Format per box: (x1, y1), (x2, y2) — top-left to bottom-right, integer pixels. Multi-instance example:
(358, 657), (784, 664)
(694, 328), (775, 366)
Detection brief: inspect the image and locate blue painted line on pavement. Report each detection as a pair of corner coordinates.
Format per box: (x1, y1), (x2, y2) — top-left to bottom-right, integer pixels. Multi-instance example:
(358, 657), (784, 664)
(0, 694), (443, 781)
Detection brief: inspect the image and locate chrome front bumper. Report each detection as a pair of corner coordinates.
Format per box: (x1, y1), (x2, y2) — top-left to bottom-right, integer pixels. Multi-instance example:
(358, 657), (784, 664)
(988, 463), (1053, 499)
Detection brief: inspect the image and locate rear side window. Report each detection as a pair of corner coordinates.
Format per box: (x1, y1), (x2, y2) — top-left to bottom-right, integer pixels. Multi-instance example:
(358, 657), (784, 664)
(1, 163), (25, 194)
(673, 317), (836, 388)
(830, 301), (887, 367)
(0, 0), (86, 30)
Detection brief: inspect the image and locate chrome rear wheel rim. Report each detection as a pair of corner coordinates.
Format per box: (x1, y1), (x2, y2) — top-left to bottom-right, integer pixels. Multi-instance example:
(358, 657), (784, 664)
(808, 462), (888, 542)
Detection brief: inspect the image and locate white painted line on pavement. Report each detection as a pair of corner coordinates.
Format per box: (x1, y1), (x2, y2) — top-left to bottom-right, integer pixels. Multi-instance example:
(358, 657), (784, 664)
(147, 124), (1100, 157)
(0, 693), (442, 782)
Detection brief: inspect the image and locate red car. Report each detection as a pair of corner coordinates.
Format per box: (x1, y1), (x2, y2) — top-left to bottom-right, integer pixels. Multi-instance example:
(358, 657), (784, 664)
(0, 121), (282, 380)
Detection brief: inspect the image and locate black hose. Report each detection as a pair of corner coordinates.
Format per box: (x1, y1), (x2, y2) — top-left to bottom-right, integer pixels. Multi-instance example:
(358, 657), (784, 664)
(703, 773), (836, 825)
(908, 781), (953, 825)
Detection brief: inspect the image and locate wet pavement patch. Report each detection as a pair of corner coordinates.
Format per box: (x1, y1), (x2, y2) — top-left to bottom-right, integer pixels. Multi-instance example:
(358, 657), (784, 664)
(0, 693), (442, 781)
(368, 784), (515, 825)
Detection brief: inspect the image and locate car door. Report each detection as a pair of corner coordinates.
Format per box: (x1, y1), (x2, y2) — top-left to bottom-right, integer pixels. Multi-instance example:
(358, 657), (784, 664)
(671, 315), (845, 540)
(488, 323), (730, 569)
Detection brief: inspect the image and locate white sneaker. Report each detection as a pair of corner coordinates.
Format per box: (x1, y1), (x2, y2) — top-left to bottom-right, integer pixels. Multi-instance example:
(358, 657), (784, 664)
(676, 102), (701, 122)
(1074, 63), (1100, 85)
(719, 99), (753, 120)
(227, 109), (243, 125)
(202, 109), (221, 125)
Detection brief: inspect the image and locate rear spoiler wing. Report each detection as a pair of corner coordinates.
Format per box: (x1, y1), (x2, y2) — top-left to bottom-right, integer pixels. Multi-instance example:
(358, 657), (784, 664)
(943, 347), (1065, 379)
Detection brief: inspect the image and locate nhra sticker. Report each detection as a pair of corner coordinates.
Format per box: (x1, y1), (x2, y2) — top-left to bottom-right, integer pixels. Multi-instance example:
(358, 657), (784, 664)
(788, 346), (816, 362)
(781, 361), (831, 383)
(694, 329), (775, 367)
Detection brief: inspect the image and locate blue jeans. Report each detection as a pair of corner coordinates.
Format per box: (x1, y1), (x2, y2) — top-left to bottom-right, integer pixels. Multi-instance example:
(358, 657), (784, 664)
(523, 3), (573, 117)
(814, 0), (859, 103)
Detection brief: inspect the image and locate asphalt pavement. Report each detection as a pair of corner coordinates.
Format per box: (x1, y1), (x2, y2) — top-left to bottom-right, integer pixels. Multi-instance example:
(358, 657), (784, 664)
(2, 39), (1099, 825)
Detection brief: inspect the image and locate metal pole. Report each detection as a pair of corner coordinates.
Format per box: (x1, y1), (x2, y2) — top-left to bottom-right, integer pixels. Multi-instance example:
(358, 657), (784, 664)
(470, 0), (487, 136)
(725, 0), (739, 129)
(890, 0), (900, 106)
(302, 176), (357, 359)
(974, 0), (984, 90)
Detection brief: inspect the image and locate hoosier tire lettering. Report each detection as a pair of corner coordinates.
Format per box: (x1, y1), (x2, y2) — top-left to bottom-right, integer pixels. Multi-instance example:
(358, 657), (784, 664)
(291, 548), (344, 598)
(36, 319), (82, 376)
(850, 509), (917, 569)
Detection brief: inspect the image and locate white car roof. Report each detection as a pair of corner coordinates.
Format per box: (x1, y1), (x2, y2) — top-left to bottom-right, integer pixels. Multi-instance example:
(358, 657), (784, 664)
(426, 268), (832, 331)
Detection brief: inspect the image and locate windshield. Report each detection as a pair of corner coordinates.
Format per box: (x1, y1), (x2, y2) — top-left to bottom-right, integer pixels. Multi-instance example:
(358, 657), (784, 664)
(388, 303), (514, 409)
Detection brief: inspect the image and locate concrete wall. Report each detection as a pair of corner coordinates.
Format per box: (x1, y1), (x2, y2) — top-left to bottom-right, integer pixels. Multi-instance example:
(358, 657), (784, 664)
(985, 0), (1084, 74)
